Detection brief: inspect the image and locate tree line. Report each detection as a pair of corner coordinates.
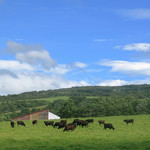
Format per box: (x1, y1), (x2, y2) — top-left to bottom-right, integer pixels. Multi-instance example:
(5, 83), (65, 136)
(1, 84), (150, 121)
(49, 95), (150, 118)
(1, 84), (150, 101)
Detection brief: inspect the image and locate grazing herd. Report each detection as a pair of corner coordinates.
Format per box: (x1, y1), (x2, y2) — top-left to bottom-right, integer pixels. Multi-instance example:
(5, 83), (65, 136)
(10, 118), (134, 132)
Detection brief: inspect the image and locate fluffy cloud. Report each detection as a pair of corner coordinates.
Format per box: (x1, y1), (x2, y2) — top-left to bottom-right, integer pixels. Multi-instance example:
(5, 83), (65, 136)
(6, 41), (87, 73)
(16, 50), (56, 70)
(6, 41), (56, 70)
(118, 8), (150, 19)
(50, 64), (71, 74)
(97, 79), (150, 86)
(49, 62), (87, 75)
(116, 43), (150, 52)
(0, 60), (34, 72)
(99, 60), (150, 76)
(6, 41), (43, 54)
(0, 69), (18, 78)
(0, 72), (90, 95)
(0, 41), (89, 95)
(0, 60), (89, 95)
(97, 79), (127, 86)
(73, 62), (87, 68)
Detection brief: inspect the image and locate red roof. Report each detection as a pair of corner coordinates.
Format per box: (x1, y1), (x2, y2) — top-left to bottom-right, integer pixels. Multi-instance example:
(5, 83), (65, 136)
(12, 108), (49, 120)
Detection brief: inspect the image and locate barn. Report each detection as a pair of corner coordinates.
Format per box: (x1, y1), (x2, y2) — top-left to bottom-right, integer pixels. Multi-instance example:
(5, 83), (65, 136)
(13, 108), (60, 121)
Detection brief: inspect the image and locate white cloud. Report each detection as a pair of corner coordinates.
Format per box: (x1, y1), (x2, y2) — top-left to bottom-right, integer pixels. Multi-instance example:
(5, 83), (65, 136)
(97, 79), (127, 86)
(118, 8), (150, 20)
(97, 79), (150, 86)
(0, 41), (90, 95)
(0, 41), (89, 95)
(0, 71), (90, 95)
(0, 60), (34, 72)
(6, 41), (43, 54)
(73, 62), (87, 68)
(16, 50), (56, 70)
(6, 41), (57, 70)
(100, 60), (150, 76)
(123, 43), (150, 52)
(49, 62), (87, 75)
(50, 64), (71, 74)
(0, 69), (18, 78)
(115, 43), (150, 52)
(5, 41), (88, 73)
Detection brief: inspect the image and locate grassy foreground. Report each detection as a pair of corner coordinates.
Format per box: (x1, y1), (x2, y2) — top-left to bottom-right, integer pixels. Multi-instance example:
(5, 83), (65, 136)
(0, 115), (150, 150)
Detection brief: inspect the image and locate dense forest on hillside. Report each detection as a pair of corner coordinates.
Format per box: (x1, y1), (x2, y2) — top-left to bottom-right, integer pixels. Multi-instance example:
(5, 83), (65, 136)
(2, 84), (150, 101)
(0, 84), (150, 121)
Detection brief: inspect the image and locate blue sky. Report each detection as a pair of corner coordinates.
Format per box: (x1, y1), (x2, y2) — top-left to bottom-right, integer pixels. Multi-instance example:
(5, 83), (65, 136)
(1, 0), (150, 95)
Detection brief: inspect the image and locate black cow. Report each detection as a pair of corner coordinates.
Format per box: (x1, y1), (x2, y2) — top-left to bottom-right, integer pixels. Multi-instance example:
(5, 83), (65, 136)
(32, 120), (37, 125)
(76, 120), (84, 126)
(10, 121), (15, 128)
(81, 121), (88, 128)
(86, 119), (94, 124)
(98, 120), (105, 126)
(57, 120), (67, 129)
(54, 122), (61, 128)
(17, 121), (25, 126)
(104, 123), (115, 130)
(124, 119), (134, 125)
(44, 121), (54, 126)
(73, 119), (79, 124)
(58, 123), (66, 129)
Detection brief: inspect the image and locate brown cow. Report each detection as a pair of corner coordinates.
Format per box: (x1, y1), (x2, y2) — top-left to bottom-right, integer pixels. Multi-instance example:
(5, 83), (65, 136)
(60, 120), (67, 125)
(98, 120), (105, 126)
(63, 124), (76, 132)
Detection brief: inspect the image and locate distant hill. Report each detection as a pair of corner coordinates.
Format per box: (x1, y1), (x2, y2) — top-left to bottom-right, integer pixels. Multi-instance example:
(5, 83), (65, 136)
(0, 84), (150, 121)
(1, 84), (150, 101)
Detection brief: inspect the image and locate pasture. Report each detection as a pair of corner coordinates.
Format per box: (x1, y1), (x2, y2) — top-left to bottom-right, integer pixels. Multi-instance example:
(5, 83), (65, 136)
(26, 96), (99, 103)
(33, 96), (69, 102)
(0, 115), (150, 150)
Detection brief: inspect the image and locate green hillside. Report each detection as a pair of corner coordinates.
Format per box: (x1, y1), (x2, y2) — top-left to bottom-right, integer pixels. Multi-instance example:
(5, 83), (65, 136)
(0, 84), (150, 121)
(1, 84), (150, 101)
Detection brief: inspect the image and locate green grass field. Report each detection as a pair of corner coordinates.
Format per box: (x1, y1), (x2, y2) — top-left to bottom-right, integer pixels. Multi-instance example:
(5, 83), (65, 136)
(0, 115), (150, 150)
(33, 96), (69, 102)
(28, 96), (99, 103)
